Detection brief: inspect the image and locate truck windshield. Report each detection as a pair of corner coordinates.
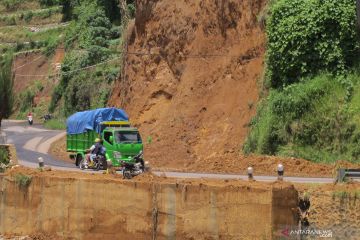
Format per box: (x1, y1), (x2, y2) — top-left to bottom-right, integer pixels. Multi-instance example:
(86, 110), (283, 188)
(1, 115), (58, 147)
(115, 131), (142, 143)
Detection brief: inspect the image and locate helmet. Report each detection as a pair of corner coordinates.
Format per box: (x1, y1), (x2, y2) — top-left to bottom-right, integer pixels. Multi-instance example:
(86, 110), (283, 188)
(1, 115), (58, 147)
(94, 138), (101, 143)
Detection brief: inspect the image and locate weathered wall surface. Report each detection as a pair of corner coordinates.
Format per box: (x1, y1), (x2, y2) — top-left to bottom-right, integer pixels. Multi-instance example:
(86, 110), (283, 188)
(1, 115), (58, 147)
(0, 171), (298, 239)
(296, 184), (360, 239)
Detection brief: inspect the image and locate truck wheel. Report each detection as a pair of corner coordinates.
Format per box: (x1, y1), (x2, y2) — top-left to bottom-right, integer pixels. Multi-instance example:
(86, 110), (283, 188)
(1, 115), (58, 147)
(76, 154), (83, 167)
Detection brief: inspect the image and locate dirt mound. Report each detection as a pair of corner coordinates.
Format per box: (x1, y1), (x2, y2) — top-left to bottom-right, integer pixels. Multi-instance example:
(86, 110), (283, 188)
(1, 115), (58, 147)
(50, 133), (360, 177)
(5, 165), (283, 188)
(109, 0), (266, 167)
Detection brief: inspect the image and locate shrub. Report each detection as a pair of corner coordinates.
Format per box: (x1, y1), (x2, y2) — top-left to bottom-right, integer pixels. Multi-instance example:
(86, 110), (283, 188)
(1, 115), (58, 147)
(0, 146), (10, 172)
(14, 174), (32, 188)
(266, 0), (360, 88)
(1, 0), (23, 11)
(19, 89), (35, 113)
(39, 0), (59, 7)
(43, 36), (59, 56)
(244, 75), (332, 154)
(5, 16), (16, 25)
(23, 11), (33, 23)
(43, 118), (66, 130)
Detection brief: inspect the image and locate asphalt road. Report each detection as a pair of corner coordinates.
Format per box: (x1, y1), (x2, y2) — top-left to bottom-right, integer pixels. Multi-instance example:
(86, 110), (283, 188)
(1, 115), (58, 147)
(2, 120), (73, 168)
(1, 120), (337, 183)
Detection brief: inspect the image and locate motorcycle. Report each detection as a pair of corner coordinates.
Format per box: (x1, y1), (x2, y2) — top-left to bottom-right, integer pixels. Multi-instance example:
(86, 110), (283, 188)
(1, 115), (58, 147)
(43, 114), (52, 122)
(79, 155), (107, 171)
(121, 151), (146, 179)
(27, 115), (33, 125)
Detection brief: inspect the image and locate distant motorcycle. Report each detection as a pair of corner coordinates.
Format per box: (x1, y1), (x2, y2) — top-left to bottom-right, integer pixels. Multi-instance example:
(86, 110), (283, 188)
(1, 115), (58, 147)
(79, 155), (107, 171)
(43, 114), (52, 122)
(27, 115), (33, 125)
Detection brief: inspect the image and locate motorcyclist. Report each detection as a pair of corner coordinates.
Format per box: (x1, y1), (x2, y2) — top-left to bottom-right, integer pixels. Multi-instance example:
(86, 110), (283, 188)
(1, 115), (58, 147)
(85, 138), (106, 168)
(27, 112), (33, 125)
(43, 113), (52, 122)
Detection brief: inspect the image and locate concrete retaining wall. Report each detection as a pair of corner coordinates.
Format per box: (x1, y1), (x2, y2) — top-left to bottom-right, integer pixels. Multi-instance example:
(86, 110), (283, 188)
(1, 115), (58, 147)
(0, 173), (298, 239)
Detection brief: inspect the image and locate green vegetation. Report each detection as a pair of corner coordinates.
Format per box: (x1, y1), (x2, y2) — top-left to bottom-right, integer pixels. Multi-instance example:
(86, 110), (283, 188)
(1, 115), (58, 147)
(16, 79), (44, 114)
(49, 2), (114, 115)
(0, 146), (10, 172)
(0, 6), (63, 26)
(245, 0), (360, 164)
(1, 0), (134, 120)
(43, 118), (66, 130)
(332, 190), (360, 200)
(0, 52), (14, 128)
(49, 0), (133, 116)
(14, 173), (32, 188)
(266, 0), (359, 88)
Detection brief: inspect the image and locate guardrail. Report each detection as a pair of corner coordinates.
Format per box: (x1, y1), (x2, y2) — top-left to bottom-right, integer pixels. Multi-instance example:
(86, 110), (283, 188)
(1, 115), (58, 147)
(337, 168), (360, 182)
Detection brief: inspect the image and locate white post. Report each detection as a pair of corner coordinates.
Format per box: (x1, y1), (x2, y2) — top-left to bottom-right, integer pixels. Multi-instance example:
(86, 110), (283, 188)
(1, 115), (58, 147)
(247, 166), (254, 180)
(38, 157), (44, 168)
(277, 163), (284, 181)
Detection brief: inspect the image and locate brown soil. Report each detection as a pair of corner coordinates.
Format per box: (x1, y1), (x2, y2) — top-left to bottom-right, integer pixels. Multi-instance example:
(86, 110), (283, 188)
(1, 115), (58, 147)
(13, 51), (49, 94)
(49, 135), (360, 177)
(295, 183), (360, 239)
(48, 135), (71, 163)
(13, 48), (64, 116)
(1, 232), (62, 240)
(6, 165), (282, 189)
(48, 0), (360, 177)
(109, 0), (267, 168)
(1, 166), (298, 239)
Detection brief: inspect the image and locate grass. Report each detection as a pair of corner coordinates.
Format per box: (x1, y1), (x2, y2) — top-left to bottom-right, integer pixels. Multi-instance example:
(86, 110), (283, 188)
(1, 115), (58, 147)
(43, 118), (66, 130)
(0, 25), (65, 43)
(0, 146), (10, 172)
(14, 173), (32, 188)
(0, 1), (40, 14)
(0, 7), (63, 27)
(244, 73), (360, 164)
(331, 190), (360, 200)
(0, 1), (65, 54)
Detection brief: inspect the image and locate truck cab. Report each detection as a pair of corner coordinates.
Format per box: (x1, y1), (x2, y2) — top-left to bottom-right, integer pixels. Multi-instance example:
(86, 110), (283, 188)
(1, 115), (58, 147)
(102, 127), (143, 167)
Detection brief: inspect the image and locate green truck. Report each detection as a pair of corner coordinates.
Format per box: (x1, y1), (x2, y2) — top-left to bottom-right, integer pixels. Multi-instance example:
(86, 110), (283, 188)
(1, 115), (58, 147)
(66, 108), (143, 168)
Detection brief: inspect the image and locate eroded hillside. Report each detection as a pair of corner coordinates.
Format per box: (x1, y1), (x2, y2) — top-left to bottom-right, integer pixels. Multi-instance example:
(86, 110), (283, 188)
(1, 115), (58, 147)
(110, 0), (267, 167)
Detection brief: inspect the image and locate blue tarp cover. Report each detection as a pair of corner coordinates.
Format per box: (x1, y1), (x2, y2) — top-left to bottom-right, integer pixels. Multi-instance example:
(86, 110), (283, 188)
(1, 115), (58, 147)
(66, 108), (129, 134)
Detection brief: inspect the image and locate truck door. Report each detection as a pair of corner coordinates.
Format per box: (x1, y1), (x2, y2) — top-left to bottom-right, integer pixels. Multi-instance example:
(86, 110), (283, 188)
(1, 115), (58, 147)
(103, 131), (114, 161)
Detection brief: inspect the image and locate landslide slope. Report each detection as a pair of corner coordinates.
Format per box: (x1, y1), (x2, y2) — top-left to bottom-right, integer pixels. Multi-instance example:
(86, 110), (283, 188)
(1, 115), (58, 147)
(110, 0), (266, 167)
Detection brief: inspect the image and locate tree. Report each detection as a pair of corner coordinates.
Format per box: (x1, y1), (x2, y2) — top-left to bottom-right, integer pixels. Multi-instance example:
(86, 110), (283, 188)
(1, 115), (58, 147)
(0, 53), (14, 128)
(357, 0), (360, 30)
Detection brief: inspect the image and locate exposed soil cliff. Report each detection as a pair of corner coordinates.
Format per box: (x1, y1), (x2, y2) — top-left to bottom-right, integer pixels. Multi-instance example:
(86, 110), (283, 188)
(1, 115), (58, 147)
(12, 49), (64, 116)
(295, 183), (360, 239)
(109, 0), (266, 168)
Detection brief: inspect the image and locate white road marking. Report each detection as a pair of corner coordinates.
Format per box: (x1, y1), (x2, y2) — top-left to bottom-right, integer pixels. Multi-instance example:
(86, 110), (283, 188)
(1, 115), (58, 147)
(4, 126), (49, 133)
(37, 132), (66, 154)
(23, 137), (44, 151)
